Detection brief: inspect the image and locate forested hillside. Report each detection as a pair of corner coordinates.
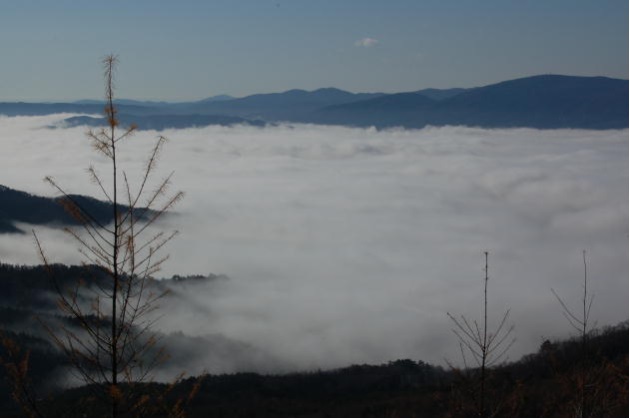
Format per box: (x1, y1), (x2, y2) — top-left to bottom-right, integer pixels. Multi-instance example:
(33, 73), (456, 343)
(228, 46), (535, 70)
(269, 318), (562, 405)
(0, 263), (626, 417)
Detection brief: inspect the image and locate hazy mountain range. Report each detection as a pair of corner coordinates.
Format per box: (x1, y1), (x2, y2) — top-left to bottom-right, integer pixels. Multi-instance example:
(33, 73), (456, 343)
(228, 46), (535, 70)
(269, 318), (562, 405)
(0, 75), (627, 130)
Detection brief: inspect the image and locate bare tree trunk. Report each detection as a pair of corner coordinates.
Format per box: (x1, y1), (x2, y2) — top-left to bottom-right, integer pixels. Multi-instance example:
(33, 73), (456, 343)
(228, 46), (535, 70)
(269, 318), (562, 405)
(479, 251), (488, 417)
(106, 55), (120, 419)
(580, 250), (588, 417)
(552, 250), (594, 417)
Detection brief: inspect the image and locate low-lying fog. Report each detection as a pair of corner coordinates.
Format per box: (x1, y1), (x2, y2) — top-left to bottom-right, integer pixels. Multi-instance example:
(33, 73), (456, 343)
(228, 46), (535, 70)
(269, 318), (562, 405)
(0, 114), (627, 375)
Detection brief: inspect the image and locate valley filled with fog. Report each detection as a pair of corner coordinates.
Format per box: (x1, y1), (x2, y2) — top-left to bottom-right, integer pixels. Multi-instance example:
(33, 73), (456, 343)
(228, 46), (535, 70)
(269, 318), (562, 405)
(0, 114), (627, 373)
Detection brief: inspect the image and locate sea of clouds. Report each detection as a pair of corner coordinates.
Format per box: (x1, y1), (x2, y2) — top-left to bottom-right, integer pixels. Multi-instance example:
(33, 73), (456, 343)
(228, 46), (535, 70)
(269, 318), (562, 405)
(0, 114), (627, 374)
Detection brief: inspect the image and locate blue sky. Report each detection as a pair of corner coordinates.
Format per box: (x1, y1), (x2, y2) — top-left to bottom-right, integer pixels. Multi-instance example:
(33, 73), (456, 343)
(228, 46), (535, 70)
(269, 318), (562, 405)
(1, 0), (627, 101)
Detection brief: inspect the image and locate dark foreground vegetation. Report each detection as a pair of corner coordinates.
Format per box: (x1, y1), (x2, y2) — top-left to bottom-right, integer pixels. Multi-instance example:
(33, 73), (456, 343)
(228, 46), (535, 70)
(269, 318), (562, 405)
(141, 326), (629, 417)
(0, 263), (626, 417)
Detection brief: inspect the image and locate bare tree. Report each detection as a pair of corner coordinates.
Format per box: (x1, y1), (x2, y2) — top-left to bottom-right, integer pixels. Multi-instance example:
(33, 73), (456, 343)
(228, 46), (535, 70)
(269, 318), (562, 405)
(551, 250), (595, 417)
(34, 55), (183, 417)
(447, 251), (515, 417)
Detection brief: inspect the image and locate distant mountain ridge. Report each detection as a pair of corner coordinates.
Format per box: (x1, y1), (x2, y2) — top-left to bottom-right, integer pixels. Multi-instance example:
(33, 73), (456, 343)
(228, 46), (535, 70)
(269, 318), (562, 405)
(61, 113), (266, 130)
(73, 94), (235, 107)
(313, 75), (629, 129)
(1, 75), (627, 129)
(169, 87), (385, 121)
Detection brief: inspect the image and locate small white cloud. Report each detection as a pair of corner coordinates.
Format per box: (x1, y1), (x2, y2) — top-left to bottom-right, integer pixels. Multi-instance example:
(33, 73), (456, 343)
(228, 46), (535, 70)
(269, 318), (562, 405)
(355, 37), (379, 47)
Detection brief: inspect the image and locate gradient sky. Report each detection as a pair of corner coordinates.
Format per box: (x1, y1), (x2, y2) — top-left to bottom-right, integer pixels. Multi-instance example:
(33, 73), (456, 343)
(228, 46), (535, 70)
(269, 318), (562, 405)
(1, 0), (627, 101)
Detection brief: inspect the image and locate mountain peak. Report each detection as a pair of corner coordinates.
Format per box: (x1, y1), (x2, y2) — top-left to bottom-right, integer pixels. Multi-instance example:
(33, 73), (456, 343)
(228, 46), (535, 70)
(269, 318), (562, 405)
(198, 94), (234, 103)
(313, 87), (348, 94)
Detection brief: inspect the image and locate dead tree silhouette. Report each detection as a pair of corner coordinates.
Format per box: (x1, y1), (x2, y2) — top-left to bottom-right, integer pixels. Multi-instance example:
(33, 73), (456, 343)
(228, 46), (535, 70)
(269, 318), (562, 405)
(34, 55), (183, 417)
(447, 251), (515, 417)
